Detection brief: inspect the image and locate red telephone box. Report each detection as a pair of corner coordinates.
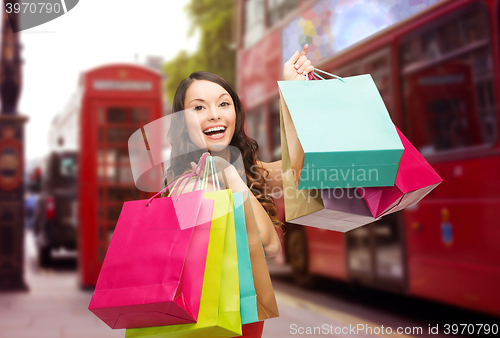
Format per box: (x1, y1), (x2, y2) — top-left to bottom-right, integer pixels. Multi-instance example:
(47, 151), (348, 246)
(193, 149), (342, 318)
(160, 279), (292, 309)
(77, 64), (163, 287)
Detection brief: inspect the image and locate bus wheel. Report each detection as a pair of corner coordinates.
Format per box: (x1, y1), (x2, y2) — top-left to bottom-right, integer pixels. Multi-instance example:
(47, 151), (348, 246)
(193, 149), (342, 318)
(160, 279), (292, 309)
(286, 225), (317, 289)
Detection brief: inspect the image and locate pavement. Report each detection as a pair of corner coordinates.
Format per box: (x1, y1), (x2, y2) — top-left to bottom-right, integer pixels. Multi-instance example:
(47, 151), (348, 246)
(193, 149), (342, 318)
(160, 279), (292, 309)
(0, 231), (294, 338)
(1, 230), (342, 338)
(0, 230), (124, 338)
(1, 230), (474, 338)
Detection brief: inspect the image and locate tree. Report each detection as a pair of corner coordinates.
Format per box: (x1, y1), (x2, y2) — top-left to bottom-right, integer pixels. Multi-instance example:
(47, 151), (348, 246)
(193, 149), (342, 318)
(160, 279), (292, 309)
(163, 0), (236, 103)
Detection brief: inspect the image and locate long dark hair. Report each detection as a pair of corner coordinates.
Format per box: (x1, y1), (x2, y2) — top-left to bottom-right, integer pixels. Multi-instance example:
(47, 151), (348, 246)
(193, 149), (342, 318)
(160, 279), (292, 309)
(163, 71), (282, 230)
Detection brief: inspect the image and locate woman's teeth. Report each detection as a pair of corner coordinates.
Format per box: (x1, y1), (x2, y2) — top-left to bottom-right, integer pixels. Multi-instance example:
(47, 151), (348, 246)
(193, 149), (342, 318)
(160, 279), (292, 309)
(204, 126), (226, 136)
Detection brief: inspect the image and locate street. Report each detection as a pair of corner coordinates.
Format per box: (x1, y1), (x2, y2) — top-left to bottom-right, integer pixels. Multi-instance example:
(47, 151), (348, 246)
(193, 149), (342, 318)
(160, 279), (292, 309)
(0, 231), (497, 338)
(1, 1), (499, 337)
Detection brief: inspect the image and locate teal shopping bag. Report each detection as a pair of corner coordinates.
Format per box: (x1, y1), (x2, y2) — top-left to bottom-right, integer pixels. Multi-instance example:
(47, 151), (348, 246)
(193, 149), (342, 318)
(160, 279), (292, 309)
(278, 69), (404, 189)
(232, 192), (259, 325)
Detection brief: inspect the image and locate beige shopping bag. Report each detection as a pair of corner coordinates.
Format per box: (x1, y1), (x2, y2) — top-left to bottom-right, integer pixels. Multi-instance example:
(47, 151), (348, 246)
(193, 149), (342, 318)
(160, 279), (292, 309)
(280, 99), (324, 221)
(243, 191), (279, 320)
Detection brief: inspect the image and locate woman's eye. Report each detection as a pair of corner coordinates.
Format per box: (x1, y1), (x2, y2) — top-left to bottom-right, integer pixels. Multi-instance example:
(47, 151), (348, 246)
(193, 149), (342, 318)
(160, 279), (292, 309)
(193, 105), (204, 111)
(220, 102), (230, 107)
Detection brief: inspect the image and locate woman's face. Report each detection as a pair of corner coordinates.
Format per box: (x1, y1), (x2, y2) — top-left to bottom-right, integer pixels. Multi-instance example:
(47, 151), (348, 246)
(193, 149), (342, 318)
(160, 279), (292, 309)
(184, 80), (237, 151)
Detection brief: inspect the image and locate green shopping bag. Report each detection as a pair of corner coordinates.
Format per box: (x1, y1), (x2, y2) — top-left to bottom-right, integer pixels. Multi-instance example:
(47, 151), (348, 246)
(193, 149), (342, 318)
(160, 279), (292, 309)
(232, 192), (259, 325)
(126, 158), (241, 338)
(277, 68), (404, 190)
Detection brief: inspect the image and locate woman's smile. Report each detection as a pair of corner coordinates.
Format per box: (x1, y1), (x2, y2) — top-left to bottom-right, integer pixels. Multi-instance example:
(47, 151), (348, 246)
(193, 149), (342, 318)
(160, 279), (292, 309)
(203, 125), (227, 140)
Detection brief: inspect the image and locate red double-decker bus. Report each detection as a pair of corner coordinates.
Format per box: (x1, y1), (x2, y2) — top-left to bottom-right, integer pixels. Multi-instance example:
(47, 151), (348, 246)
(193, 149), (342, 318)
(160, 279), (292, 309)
(236, 0), (500, 317)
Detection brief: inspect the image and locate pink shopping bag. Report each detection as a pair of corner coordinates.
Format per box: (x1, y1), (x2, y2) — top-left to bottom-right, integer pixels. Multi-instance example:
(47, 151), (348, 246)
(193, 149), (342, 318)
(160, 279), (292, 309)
(358, 126), (443, 218)
(89, 155), (213, 329)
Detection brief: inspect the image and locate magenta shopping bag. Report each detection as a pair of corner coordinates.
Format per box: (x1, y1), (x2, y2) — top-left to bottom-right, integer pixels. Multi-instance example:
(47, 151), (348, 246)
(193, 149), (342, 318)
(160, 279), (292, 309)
(358, 126), (443, 218)
(89, 156), (213, 329)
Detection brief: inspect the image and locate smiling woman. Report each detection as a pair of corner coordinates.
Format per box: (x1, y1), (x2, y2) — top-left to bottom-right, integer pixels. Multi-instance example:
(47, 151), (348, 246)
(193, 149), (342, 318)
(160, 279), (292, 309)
(164, 70), (286, 256)
(160, 45), (314, 338)
(163, 44), (314, 251)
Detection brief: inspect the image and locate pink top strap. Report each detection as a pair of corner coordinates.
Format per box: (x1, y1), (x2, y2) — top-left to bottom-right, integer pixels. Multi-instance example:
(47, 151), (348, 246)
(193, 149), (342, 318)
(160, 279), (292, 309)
(308, 72), (320, 81)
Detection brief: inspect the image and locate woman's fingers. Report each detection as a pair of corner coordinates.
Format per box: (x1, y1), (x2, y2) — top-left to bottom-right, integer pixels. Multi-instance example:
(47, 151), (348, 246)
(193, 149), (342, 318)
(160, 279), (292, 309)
(299, 44), (309, 57)
(304, 64), (314, 73)
(304, 64), (314, 76)
(294, 55), (308, 72)
(284, 44), (313, 81)
(300, 45), (312, 73)
(298, 60), (311, 74)
(294, 44), (309, 70)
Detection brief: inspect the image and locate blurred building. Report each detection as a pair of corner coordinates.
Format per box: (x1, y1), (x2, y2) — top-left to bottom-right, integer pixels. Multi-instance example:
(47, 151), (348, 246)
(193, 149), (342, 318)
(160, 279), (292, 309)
(0, 4), (27, 290)
(144, 56), (164, 74)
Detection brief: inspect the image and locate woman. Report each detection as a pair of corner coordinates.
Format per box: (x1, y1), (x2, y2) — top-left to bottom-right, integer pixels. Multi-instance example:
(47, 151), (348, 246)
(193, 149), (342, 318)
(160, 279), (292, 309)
(163, 45), (314, 337)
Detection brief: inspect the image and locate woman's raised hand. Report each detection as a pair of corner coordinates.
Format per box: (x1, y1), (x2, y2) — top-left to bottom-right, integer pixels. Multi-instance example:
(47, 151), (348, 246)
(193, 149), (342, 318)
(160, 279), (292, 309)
(283, 44), (314, 81)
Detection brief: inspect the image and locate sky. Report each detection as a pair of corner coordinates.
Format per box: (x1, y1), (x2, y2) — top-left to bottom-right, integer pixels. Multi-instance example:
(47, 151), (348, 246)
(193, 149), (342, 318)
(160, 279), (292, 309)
(18, 0), (199, 162)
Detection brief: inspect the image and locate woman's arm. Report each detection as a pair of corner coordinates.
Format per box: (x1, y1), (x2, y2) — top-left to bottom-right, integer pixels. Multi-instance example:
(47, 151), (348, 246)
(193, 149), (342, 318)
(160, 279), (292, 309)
(259, 44), (314, 189)
(180, 160), (282, 257)
(256, 160), (282, 192)
(224, 166), (282, 257)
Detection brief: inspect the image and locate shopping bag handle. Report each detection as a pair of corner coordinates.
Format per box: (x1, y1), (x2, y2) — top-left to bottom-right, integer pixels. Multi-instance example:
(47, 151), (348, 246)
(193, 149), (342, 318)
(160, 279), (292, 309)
(165, 152), (220, 197)
(147, 153), (209, 205)
(305, 67), (345, 86)
(308, 72), (320, 81)
(244, 190), (267, 256)
(197, 155), (221, 192)
(209, 156), (221, 191)
(167, 153), (209, 195)
(164, 153), (222, 198)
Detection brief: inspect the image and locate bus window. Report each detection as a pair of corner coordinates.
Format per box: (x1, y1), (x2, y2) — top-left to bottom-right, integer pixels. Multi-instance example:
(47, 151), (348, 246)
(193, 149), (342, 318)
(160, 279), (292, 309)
(244, 0), (266, 48)
(60, 156), (77, 179)
(335, 63), (362, 78)
(346, 226), (372, 278)
(268, 0), (300, 28)
(362, 48), (394, 119)
(335, 47), (394, 119)
(401, 4), (497, 153)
